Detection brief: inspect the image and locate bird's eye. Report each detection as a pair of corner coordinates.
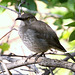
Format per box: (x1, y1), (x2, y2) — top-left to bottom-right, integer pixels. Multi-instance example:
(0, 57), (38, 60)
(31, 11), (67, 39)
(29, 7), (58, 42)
(24, 17), (29, 21)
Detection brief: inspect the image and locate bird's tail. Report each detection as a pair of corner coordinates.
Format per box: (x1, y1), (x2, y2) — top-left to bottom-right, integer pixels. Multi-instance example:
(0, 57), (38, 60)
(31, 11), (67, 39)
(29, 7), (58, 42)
(55, 43), (75, 62)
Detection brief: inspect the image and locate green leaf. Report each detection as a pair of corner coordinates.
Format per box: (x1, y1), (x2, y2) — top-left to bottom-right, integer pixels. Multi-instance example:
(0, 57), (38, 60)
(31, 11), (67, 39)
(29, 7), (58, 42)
(69, 30), (75, 42)
(0, 2), (8, 13)
(0, 0), (17, 13)
(65, 22), (75, 27)
(0, 0), (16, 5)
(22, 0), (37, 11)
(53, 18), (63, 30)
(62, 31), (70, 39)
(44, 0), (60, 8)
(0, 43), (10, 52)
(59, 0), (68, 3)
(0, 0), (16, 13)
(67, 0), (75, 12)
(54, 18), (63, 25)
(63, 12), (74, 19)
(51, 0), (59, 6)
(59, 31), (70, 39)
(69, 40), (75, 48)
(51, 7), (68, 16)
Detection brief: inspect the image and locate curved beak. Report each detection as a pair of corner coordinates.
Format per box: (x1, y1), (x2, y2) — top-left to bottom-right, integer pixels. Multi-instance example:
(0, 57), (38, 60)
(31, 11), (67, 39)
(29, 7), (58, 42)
(16, 18), (24, 20)
(16, 17), (29, 21)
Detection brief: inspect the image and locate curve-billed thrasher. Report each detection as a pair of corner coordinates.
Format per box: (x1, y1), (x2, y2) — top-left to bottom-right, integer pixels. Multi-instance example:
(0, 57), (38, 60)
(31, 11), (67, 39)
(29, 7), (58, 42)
(16, 13), (75, 62)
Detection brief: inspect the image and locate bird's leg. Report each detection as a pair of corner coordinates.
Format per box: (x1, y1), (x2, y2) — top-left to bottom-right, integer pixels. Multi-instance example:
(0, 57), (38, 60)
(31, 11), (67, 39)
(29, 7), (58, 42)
(25, 53), (38, 62)
(25, 52), (45, 62)
(35, 52), (45, 62)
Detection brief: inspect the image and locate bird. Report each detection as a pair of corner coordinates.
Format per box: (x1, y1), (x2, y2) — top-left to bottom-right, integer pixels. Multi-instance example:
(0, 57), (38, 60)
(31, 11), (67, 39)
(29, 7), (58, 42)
(16, 13), (75, 62)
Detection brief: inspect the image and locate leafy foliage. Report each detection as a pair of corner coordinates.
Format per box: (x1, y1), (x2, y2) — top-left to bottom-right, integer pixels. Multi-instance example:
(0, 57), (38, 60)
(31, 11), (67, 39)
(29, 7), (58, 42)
(60, 31), (70, 40)
(69, 30), (75, 42)
(63, 12), (74, 19)
(0, 0), (37, 13)
(67, 0), (75, 12)
(59, 0), (68, 3)
(21, 0), (37, 11)
(53, 18), (63, 30)
(0, 0), (16, 13)
(65, 22), (75, 27)
(0, 43), (10, 53)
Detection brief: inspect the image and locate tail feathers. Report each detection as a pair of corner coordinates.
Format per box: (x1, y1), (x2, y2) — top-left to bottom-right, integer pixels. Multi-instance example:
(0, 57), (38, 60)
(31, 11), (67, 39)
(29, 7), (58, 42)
(50, 39), (75, 61)
(66, 53), (75, 62)
(60, 46), (75, 62)
(56, 44), (75, 62)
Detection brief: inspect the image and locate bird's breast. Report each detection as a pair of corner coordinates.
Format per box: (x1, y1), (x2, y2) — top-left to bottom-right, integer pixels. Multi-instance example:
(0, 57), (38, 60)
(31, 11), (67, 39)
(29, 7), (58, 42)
(18, 28), (49, 53)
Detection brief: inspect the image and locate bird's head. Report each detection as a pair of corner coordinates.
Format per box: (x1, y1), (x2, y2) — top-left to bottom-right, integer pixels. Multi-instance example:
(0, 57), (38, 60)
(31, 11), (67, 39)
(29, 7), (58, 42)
(16, 13), (36, 23)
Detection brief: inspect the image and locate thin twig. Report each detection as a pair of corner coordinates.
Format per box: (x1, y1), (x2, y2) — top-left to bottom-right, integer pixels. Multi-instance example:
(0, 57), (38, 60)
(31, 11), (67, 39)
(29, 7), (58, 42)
(1, 54), (27, 57)
(0, 28), (17, 40)
(6, 22), (16, 43)
(0, 5), (19, 14)
(18, 7), (63, 18)
(18, 0), (26, 13)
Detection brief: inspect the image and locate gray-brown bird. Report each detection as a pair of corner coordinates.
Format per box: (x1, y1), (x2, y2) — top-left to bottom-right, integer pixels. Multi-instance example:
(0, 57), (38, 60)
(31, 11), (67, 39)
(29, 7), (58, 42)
(16, 13), (75, 62)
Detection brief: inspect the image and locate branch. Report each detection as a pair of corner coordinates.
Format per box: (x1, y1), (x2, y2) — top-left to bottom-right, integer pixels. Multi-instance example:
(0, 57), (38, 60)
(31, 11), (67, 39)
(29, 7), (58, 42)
(38, 57), (75, 72)
(18, 7), (63, 18)
(0, 4), (62, 18)
(0, 57), (75, 72)
(0, 28), (17, 40)
(0, 5), (19, 14)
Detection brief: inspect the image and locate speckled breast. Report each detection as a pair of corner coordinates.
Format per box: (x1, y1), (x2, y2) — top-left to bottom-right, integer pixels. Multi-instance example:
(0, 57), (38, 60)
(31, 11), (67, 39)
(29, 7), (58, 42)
(19, 27), (49, 53)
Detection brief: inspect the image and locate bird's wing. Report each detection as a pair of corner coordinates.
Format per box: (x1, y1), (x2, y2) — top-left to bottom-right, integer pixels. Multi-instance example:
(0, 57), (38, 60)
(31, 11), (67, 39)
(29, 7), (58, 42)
(29, 20), (66, 52)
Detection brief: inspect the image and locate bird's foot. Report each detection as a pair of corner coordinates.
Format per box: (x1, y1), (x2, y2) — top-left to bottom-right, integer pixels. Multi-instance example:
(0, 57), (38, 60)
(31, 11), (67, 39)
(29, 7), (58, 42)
(25, 53), (38, 62)
(35, 52), (45, 62)
(25, 52), (45, 62)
